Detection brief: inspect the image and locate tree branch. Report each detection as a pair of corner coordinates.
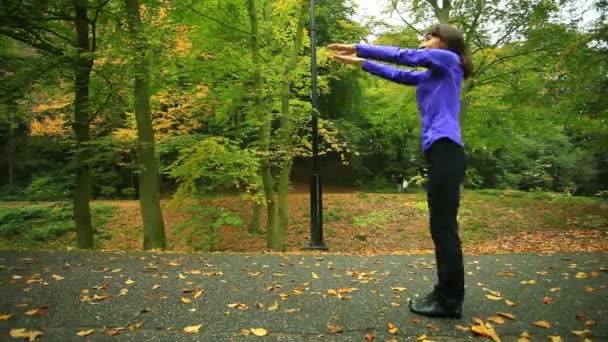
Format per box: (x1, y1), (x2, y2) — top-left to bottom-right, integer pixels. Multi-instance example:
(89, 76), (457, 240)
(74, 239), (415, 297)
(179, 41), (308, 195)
(390, 0), (424, 36)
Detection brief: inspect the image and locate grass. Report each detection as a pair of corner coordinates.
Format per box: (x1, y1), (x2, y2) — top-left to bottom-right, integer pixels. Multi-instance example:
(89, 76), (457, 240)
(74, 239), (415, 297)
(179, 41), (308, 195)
(0, 189), (606, 254)
(0, 203), (116, 250)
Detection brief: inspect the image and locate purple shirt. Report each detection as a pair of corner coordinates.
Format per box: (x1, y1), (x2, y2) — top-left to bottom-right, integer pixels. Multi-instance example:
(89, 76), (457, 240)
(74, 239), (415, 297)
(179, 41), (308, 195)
(355, 44), (464, 152)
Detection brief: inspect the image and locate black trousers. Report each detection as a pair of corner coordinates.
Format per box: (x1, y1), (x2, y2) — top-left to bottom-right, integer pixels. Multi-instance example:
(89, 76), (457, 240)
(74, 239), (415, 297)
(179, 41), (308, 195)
(425, 138), (465, 305)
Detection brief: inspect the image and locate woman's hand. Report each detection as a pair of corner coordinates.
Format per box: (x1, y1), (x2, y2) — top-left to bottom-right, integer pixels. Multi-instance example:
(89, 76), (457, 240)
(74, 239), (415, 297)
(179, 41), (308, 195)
(332, 54), (364, 66)
(327, 43), (356, 54)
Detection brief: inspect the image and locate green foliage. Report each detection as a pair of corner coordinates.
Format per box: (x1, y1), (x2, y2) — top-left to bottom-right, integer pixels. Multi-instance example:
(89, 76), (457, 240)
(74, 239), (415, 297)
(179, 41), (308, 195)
(25, 175), (73, 201)
(167, 137), (262, 200)
(173, 205), (242, 252)
(0, 204), (115, 245)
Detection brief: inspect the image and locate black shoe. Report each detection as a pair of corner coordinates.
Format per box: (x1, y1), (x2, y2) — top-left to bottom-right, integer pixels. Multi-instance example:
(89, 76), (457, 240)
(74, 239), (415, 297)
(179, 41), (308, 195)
(409, 292), (462, 319)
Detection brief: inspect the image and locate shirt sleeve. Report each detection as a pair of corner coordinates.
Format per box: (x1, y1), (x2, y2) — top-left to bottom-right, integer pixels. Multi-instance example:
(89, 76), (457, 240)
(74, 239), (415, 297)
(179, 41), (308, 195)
(361, 60), (428, 86)
(356, 44), (458, 73)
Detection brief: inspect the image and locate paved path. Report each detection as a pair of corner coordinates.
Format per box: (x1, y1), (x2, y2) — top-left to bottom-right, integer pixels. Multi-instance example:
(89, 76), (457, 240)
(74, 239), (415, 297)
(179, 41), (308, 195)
(1, 251), (606, 341)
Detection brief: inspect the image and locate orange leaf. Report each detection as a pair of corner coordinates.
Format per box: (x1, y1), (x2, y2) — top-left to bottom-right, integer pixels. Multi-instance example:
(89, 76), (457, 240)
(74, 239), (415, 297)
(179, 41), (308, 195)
(327, 324), (343, 334)
(542, 297), (554, 304)
(0, 314), (12, 320)
(585, 320), (597, 327)
(365, 333), (375, 341)
(387, 322), (398, 334)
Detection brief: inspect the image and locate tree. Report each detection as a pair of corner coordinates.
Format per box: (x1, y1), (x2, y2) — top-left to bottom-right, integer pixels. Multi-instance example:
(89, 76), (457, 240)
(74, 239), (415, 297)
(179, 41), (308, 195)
(123, 0), (167, 250)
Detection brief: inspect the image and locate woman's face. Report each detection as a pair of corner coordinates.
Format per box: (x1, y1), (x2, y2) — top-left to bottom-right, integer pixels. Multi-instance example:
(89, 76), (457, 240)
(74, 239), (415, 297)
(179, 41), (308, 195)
(421, 34), (446, 49)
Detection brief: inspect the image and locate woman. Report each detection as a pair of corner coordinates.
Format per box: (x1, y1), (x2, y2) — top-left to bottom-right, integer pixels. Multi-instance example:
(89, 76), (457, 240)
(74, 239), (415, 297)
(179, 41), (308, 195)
(329, 24), (473, 319)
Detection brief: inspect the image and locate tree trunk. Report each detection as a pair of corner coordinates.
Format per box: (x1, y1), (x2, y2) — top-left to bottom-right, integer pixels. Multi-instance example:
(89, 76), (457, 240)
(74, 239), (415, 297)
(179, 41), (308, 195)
(125, 0), (167, 250)
(270, 1), (308, 251)
(73, 0), (94, 249)
(246, 0), (263, 233)
(7, 98), (16, 187)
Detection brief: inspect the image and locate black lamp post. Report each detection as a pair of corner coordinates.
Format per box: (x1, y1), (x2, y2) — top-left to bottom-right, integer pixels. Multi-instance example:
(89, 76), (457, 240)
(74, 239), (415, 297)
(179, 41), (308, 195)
(308, 0), (327, 250)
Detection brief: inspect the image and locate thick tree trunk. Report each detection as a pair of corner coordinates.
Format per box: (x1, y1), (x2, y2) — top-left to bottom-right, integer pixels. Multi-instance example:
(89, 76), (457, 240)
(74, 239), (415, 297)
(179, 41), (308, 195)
(125, 0), (167, 250)
(73, 0), (94, 249)
(271, 1), (308, 251)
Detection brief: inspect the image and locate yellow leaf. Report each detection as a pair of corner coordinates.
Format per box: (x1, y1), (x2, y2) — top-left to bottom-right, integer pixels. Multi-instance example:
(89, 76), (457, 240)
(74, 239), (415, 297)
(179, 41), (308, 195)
(119, 288), (129, 296)
(575, 272), (588, 279)
(488, 316), (505, 325)
(391, 287), (407, 292)
(181, 297), (191, 304)
(518, 331), (532, 342)
(390, 302), (401, 307)
(497, 272), (516, 277)
(521, 280), (537, 285)
(76, 329), (94, 337)
(591, 271), (600, 277)
(240, 329), (251, 336)
(183, 325), (202, 334)
(0, 314), (12, 320)
(251, 328), (268, 336)
(327, 289), (338, 296)
(505, 300), (517, 307)
(312, 272), (320, 279)
(10, 328), (43, 341)
(338, 287), (357, 293)
(268, 301), (279, 311)
(387, 322), (398, 334)
(292, 289), (304, 295)
(583, 286), (594, 292)
(485, 294), (502, 300)
(571, 329), (591, 337)
(454, 325), (470, 331)
(533, 320), (551, 328)
(52, 274), (65, 281)
(125, 278), (134, 285)
(178, 273), (187, 279)
(550, 287), (560, 292)
(488, 290), (502, 297)
(497, 312), (515, 320)
(194, 290), (204, 299)
(153, 284), (160, 290)
(548, 336), (563, 342)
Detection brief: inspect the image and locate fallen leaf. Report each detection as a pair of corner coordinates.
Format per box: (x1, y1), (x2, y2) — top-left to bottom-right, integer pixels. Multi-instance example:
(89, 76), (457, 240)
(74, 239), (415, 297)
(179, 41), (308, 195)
(550, 288), (560, 292)
(583, 286), (594, 292)
(498, 272), (516, 277)
(387, 322), (398, 334)
(227, 303), (248, 310)
(241, 329), (251, 336)
(327, 289), (338, 296)
(585, 320), (597, 327)
(268, 301), (279, 311)
(105, 327), (126, 336)
(128, 322), (143, 331)
(412, 318), (422, 324)
(76, 329), (94, 337)
(505, 300), (517, 307)
(327, 324), (343, 334)
(152, 284), (160, 290)
(518, 331), (532, 342)
(471, 319), (501, 342)
(486, 294), (502, 301)
(521, 280), (537, 285)
(25, 306), (48, 316)
(312, 272), (320, 279)
(390, 302), (401, 307)
(548, 336), (563, 342)
(497, 312), (515, 320)
(455, 325), (470, 331)
(119, 288), (129, 296)
(576, 312), (587, 320)
(488, 316), (505, 325)
(10, 328), (43, 341)
(391, 287), (407, 292)
(111, 268), (123, 273)
(181, 297), (191, 304)
(416, 334), (427, 342)
(488, 290), (502, 297)
(536, 271), (549, 275)
(183, 325), (202, 334)
(284, 308), (299, 313)
(292, 289), (304, 295)
(533, 320), (551, 328)
(572, 329), (591, 337)
(81, 294), (111, 302)
(591, 271), (600, 277)
(251, 328), (268, 336)
(178, 273), (186, 279)
(542, 297), (554, 304)
(52, 274), (65, 281)
(0, 314), (12, 320)
(365, 333), (375, 341)
(279, 293), (289, 300)
(427, 324), (440, 331)
(194, 290), (204, 299)
(338, 287), (357, 293)
(575, 272), (588, 279)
